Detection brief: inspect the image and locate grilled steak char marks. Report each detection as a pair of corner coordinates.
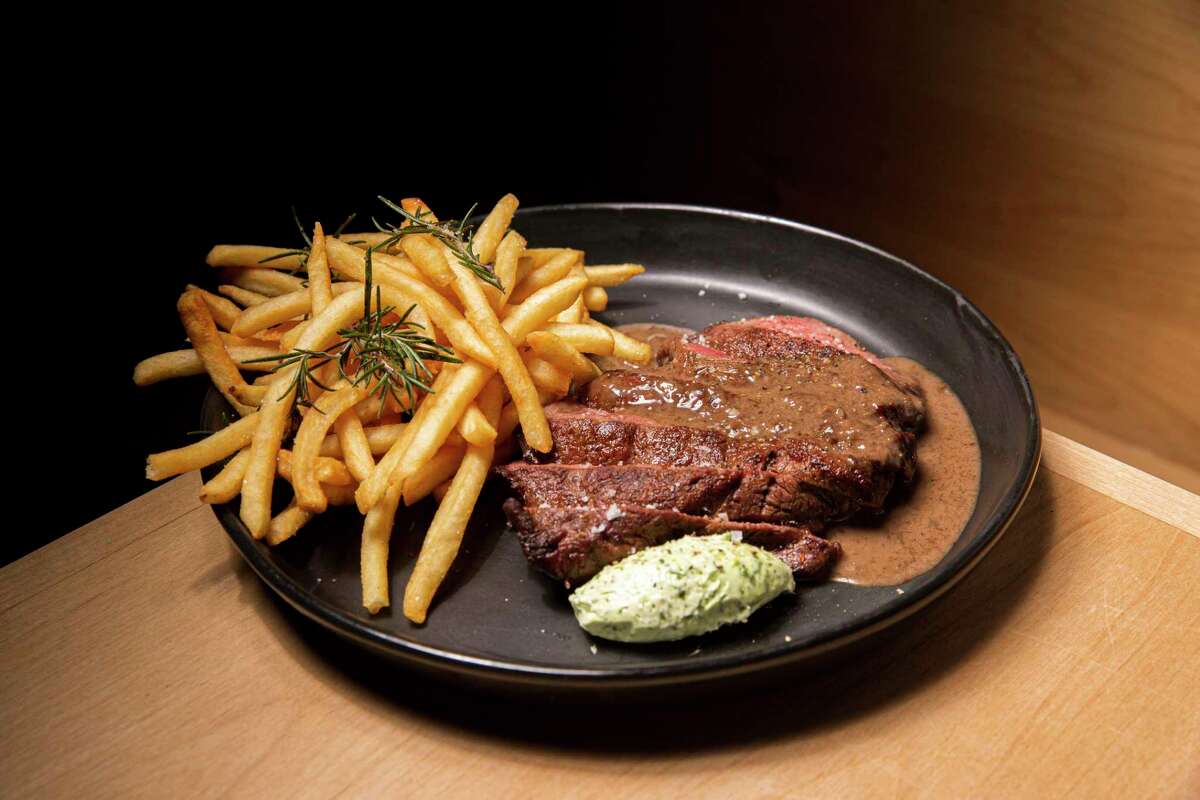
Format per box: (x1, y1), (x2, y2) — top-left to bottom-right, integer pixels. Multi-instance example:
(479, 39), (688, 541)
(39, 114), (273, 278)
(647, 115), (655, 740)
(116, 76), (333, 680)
(500, 316), (925, 583)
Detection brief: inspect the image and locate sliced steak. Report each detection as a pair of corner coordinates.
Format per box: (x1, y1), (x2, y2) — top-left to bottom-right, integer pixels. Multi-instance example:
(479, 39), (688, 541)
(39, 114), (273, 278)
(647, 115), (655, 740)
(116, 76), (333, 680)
(503, 497), (840, 584)
(501, 315), (924, 584)
(497, 462), (846, 526)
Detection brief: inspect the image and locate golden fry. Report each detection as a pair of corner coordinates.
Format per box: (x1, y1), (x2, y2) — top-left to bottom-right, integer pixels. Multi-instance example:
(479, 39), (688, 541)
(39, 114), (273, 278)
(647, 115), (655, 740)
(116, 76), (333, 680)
(292, 384), (368, 512)
(542, 322), (614, 355)
(582, 285), (608, 312)
(526, 330), (603, 382)
(400, 234), (455, 287)
(266, 502), (313, 546)
(146, 412), (260, 481)
(402, 375), (502, 623)
(132, 345), (279, 386)
(523, 353), (572, 397)
(207, 245), (304, 270)
(198, 448), (251, 504)
(588, 319), (652, 364)
(456, 402), (498, 447)
(334, 410), (375, 483)
(320, 423), (406, 458)
(508, 250), (577, 305)
(177, 290), (255, 416)
(218, 285), (271, 307)
(231, 289), (310, 338)
(186, 285), (242, 330)
(226, 268), (306, 297)
(308, 221), (333, 316)
(361, 481), (402, 614)
(491, 229), (526, 310)
(471, 193), (519, 265)
(584, 263), (645, 287)
(402, 442), (466, 506)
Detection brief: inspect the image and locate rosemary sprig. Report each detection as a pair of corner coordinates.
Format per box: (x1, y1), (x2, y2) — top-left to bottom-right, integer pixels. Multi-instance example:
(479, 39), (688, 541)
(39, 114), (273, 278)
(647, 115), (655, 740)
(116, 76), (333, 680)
(372, 195), (502, 290)
(243, 246), (460, 413)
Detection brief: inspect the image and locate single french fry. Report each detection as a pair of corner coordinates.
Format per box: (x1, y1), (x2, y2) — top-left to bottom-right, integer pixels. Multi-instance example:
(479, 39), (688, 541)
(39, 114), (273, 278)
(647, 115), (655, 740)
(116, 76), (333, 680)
(400, 234), (455, 287)
(447, 255), (549, 452)
(292, 383), (368, 512)
(583, 285), (608, 312)
(276, 450), (355, 487)
(146, 412), (260, 481)
(326, 238), (494, 368)
(230, 383), (268, 406)
(133, 346), (280, 386)
(456, 403), (497, 447)
(521, 248), (584, 271)
(471, 193), (519, 265)
(240, 290), (367, 538)
(309, 221), (333, 316)
(198, 448), (251, 504)
(177, 290), (255, 416)
(207, 245), (305, 270)
(335, 409), (375, 482)
(186, 285), (242, 330)
(584, 263), (645, 287)
(218, 285), (271, 307)
(361, 481), (402, 614)
(266, 502), (314, 546)
(508, 250), (577, 305)
(217, 331), (274, 348)
(402, 442), (466, 506)
(505, 275), (590, 343)
(320, 423), (406, 458)
(231, 289), (311, 337)
(543, 322), (614, 355)
(526, 331), (603, 382)
(588, 319), (652, 364)
(278, 320), (308, 352)
(522, 353), (572, 397)
(402, 377), (502, 623)
(551, 293), (585, 324)
(226, 268), (306, 297)
(491, 229), (526, 311)
(401, 197), (435, 220)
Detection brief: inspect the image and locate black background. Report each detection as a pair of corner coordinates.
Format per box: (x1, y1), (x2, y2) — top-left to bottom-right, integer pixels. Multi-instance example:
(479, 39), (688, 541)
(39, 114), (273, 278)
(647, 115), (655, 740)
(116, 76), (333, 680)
(17, 6), (1023, 564)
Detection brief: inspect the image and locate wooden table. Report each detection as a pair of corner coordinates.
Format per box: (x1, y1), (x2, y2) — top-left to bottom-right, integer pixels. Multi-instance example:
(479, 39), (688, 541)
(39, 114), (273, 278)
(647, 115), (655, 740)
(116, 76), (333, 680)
(3, 431), (1197, 798)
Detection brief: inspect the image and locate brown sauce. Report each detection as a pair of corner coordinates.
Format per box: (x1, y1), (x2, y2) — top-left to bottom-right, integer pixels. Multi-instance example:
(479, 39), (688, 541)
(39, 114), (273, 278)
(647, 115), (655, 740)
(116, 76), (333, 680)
(609, 327), (982, 586)
(829, 357), (980, 585)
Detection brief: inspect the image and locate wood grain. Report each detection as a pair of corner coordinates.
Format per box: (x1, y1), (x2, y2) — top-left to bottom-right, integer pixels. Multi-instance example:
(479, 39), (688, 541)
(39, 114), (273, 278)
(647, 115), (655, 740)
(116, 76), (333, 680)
(698, 1), (1200, 486)
(1, 441), (1198, 798)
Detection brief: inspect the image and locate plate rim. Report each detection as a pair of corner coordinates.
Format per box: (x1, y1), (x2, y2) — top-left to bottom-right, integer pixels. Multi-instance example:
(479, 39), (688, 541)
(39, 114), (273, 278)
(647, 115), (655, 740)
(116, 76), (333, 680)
(210, 202), (1042, 690)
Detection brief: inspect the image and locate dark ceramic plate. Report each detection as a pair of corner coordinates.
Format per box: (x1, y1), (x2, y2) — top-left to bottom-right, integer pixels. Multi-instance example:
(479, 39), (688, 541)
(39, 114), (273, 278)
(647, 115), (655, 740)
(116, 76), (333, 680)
(204, 204), (1040, 694)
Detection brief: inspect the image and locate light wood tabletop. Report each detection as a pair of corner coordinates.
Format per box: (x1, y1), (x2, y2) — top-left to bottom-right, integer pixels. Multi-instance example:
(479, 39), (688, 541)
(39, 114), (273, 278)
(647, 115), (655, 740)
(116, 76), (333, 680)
(2, 430), (1197, 798)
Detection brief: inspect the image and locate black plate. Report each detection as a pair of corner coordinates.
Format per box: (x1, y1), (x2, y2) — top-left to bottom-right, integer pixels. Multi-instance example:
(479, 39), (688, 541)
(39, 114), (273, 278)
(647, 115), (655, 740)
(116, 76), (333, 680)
(204, 204), (1040, 693)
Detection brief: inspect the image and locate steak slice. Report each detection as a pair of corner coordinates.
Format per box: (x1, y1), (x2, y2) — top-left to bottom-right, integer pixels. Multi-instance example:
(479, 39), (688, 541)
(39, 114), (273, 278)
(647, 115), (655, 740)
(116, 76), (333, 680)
(536, 403), (911, 512)
(497, 462), (846, 526)
(503, 497), (840, 584)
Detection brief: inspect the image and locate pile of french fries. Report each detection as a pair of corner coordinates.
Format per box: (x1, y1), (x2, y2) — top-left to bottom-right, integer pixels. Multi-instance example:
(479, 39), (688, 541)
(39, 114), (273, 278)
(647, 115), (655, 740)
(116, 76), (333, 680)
(137, 194), (648, 622)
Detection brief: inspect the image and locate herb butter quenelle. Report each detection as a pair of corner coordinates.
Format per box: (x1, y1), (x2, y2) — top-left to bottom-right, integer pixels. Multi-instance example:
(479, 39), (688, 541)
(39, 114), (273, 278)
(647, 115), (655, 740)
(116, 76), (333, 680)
(569, 535), (795, 643)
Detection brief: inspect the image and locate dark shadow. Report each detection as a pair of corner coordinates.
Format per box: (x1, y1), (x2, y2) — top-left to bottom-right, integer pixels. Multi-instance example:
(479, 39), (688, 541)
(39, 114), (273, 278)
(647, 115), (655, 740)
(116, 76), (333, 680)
(237, 469), (1057, 757)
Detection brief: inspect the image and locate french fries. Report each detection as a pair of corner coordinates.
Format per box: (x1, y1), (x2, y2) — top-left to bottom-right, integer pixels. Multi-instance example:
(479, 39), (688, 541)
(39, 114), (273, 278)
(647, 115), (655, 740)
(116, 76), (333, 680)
(136, 192), (649, 621)
(292, 384), (368, 513)
(584, 263), (645, 287)
(177, 290), (256, 416)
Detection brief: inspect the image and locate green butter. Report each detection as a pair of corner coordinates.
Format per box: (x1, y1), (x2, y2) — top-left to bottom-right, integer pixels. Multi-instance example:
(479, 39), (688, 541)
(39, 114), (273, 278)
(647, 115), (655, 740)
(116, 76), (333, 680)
(569, 535), (795, 643)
